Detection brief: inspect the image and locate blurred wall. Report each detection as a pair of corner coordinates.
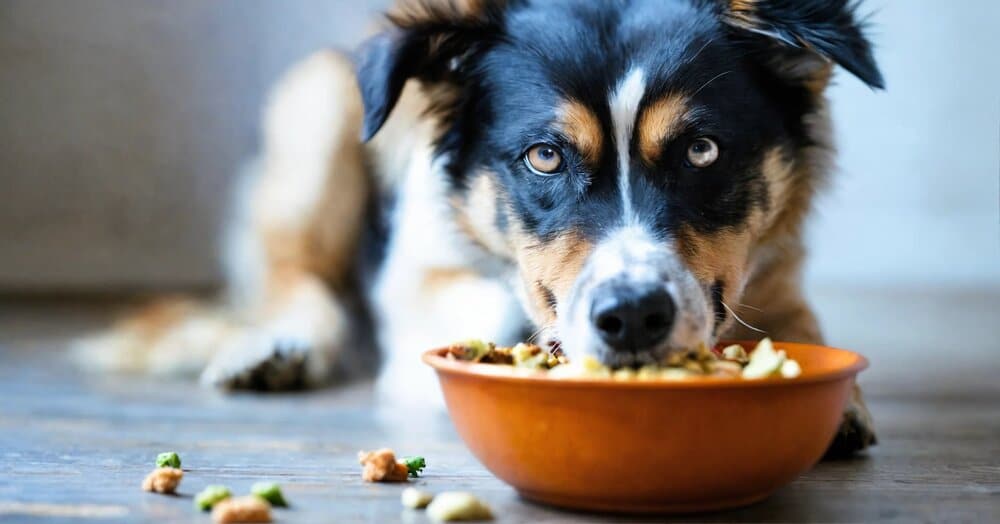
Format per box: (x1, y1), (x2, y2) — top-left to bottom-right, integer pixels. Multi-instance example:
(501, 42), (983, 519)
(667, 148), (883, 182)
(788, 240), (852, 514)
(0, 0), (388, 291)
(0, 0), (997, 293)
(807, 0), (1000, 289)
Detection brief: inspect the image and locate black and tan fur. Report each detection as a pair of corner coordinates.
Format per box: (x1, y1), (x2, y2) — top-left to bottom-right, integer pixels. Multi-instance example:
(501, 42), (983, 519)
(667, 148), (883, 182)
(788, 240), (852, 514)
(75, 0), (882, 455)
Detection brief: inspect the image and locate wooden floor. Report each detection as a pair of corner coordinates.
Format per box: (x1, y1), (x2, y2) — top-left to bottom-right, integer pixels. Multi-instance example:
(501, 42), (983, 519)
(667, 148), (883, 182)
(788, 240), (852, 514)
(1, 288), (998, 523)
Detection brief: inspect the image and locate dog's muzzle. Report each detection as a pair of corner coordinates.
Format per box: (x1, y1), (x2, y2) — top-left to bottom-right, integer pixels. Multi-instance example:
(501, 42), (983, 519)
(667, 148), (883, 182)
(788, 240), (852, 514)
(557, 226), (712, 367)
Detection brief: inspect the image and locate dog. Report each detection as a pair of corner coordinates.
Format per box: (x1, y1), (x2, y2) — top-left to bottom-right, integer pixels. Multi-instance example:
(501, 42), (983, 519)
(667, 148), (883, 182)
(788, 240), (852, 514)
(75, 0), (883, 456)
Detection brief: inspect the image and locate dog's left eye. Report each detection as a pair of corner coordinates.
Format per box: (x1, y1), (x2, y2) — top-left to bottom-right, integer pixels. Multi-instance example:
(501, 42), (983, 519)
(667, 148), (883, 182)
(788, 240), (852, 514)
(686, 137), (719, 168)
(524, 144), (564, 175)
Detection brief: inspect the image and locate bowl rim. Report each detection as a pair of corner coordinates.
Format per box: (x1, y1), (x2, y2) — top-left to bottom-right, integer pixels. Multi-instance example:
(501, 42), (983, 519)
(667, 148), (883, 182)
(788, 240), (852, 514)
(422, 340), (868, 389)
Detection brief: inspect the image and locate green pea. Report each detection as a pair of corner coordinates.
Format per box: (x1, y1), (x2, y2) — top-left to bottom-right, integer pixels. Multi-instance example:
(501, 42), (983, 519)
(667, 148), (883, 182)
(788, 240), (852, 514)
(402, 456), (426, 478)
(194, 485), (231, 511)
(155, 452), (181, 469)
(251, 482), (288, 507)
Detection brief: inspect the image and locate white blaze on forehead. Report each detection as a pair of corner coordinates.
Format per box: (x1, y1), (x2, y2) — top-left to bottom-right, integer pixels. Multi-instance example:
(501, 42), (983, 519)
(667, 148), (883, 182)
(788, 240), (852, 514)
(609, 67), (647, 224)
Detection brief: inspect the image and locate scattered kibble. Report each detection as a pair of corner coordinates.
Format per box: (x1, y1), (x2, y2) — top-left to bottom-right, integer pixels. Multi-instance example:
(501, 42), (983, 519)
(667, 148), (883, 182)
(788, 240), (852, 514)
(358, 449), (409, 482)
(401, 456), (426, 478)
(250, 482), (288, 507)
(155, 451), (181, 469)
(195, 485), (232, 511)
(141, 467), (183, 494)
(134, 337), (805, 522)
(401, 487), (434, 509)
(211, 495), (272, 524)
(426, 491), (493, 522)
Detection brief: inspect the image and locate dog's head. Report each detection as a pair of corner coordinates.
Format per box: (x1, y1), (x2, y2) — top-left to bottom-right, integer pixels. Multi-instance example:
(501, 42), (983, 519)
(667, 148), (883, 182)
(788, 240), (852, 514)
(357, 0), (882, 366)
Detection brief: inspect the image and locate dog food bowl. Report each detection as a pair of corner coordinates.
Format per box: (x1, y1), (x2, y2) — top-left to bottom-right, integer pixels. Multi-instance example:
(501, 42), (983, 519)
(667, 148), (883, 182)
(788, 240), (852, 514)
(422, 341), (867, 514)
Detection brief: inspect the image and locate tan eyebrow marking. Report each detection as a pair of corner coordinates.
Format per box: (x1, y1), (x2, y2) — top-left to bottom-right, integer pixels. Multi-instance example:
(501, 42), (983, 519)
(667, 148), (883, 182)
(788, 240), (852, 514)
(725, 0), (761, 32)
(637, 94), (690, 164)
(557, 99), (604, 166)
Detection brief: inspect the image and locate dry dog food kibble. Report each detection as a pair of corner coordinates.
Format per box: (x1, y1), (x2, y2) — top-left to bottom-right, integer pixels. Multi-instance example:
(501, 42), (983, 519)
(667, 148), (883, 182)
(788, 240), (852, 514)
(446, 341), (566, 370)
(141, 467), (183, 494)
(721, 344), (749, 363)
(447, 338), (801, 380)
(211, 495), (272, 524)
(426, 492), (493, 522)
(358, 448), (411, 482)
(155, 451), (181, 469)
(195, 485), (233, 511)
(250, 482), (287, 507)
(740, 338), (801, 379)
(401, 487), (435, 509)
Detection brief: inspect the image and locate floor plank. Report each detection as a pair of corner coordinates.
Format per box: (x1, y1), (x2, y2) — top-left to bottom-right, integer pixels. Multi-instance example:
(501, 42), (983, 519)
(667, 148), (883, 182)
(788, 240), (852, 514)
(1, 292), (998, 523)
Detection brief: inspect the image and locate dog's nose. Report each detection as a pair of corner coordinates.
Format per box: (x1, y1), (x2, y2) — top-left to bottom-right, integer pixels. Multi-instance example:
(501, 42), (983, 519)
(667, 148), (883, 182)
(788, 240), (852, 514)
(590, 283), (675, 353)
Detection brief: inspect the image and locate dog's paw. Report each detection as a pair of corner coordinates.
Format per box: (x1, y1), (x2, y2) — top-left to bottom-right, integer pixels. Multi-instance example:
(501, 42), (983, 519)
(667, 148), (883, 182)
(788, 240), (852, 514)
(200, 334), (328, 392)
(824, 400), (878, 459)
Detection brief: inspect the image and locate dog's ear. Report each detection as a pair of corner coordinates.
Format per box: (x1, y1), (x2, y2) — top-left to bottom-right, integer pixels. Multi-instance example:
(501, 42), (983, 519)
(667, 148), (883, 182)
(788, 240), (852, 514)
(354, 1), (508, 141)
(722, 0), (884, 89)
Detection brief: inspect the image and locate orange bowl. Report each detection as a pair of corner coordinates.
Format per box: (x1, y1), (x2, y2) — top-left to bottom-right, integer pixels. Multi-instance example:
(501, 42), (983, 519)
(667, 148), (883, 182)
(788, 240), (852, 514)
(422, 341), (867, 514)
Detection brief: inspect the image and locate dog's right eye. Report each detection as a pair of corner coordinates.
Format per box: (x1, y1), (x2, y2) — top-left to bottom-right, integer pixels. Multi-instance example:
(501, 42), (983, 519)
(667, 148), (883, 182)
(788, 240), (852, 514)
(686, 137), (719, 168)
(524, 144), (564, 175)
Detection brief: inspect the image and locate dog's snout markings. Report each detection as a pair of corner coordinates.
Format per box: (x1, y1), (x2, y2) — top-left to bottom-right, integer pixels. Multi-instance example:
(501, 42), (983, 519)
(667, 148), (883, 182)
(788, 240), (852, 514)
(559, 225), (712, 366)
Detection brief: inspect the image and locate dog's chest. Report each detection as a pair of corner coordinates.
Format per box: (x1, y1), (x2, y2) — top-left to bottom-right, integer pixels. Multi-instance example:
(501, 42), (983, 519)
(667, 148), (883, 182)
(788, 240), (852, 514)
(360, 141), (512, 294)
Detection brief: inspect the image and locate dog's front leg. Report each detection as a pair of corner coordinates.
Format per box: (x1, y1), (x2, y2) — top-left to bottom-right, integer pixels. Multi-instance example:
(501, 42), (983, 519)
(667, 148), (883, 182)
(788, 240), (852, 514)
(727, 255), (877, 457)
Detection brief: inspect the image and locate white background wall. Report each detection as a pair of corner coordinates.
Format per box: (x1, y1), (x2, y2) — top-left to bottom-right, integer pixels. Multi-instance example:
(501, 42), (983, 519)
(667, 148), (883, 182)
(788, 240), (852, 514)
(808, 0), (1000, 289)
(0, 0), (997, 292)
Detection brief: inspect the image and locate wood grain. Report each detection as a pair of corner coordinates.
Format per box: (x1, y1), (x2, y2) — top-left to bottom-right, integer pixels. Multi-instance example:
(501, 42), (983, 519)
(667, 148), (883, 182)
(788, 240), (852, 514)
(0, 301), (998, 523)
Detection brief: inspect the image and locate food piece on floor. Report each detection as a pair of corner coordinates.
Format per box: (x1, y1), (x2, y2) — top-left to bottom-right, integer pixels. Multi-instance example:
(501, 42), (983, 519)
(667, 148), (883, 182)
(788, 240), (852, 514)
(358, 448), (409, 482)
(401, 487), (434, 509)
(211, 495), (272, 523)
(426, 491), (493, 521)
(195, 485), (232, 511)
(250, 482), (287, 507)
(155, 451), (181, 469)
(141, 467), (183, 494)
(401, 456), (426, 478)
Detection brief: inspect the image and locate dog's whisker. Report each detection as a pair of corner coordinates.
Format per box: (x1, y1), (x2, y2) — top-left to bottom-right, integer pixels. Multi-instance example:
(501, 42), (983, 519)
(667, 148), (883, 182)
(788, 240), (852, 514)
(685, 36), (717, 65)
(722, 301), (768, 334)
(735, 302), (764, 313)
(693, 70), (732, 97)
(525, 326), (548, 345)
